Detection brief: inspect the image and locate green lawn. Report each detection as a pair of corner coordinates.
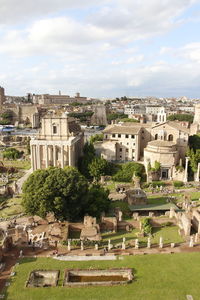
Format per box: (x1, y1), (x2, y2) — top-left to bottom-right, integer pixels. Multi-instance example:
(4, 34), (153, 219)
(5, 253), (200, 300)
(0, 196), (24, 218)
(2, 160), (31, 170)
(102, 226), (184, 247)
(147, 195), (168, 205)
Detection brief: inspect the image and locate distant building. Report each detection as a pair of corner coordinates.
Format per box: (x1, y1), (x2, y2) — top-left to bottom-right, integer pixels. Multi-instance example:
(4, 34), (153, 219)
(95, 120), (191, 180)
(30, 113), (83, 171)
(32, 92), (88, 105)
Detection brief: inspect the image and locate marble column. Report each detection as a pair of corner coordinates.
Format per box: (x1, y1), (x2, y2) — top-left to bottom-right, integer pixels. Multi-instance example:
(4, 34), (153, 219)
(45, 144), (49, 168)
(30, 145), (34, 171)
(183, 157), (189, 183)
(36, 144), (41, 169)
(61, 145), (64, 168)
(195, 162), (200, 182)
(69, 145), (72, 166)
(34, 145), (37, 170)
(53, 145), (57, 167)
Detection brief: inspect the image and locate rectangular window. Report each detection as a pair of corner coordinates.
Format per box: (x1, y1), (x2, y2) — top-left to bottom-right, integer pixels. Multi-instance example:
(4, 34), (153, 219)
(131, 135), (135, 138)
(112, 134), (115, 138)
(125, 134), (129, 138)
(53, 125), (57, 134)
(118, 134), (121, 138)
(126, 149), (129, 152)
(120, 148), (122, 152)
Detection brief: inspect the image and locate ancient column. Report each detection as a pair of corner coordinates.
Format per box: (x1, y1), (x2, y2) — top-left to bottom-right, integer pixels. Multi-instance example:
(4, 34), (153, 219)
(69, 145), (72, 166)
(61, 145), (64, 168)
(34, 145), (37, 170)
(53, 145), (57, 167)
(135, 239), (139, 249)
(147, 237), (151, 249)
(30, 145), (35, 171)
(189, 236), (194, 247)
(183, 157), (189, 183)
(81, 241), (84, 251)
(45, 144), (49, 168)
(36, 144), (41, 169)
(195, 162), (200, 182)
(67, 240), (71, 251)
(159, 237), (163, 248)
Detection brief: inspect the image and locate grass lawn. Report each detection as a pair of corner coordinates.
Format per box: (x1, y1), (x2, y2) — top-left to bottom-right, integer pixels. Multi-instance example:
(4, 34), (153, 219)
(147, 195), (168, 205)
(5, 253), (200, 300)
(0, 196), (24, 218)
(2, 160), (31, 170)
(102, 226), (184, 247)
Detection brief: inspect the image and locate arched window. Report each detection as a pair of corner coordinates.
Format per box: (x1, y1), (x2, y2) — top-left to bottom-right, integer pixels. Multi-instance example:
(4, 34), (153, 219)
(155, 134), (158, 140)
(168, 134), (173, 141)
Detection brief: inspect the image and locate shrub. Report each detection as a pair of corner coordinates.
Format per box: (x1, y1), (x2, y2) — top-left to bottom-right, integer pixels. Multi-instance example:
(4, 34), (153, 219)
(176, 165), (184, 172)
(112, 162), (145, 182)
(141, 217), (152, 235)
(151, 181), (166, 188)
(3, 148), (24, 160)
(173, 181), (184, 188)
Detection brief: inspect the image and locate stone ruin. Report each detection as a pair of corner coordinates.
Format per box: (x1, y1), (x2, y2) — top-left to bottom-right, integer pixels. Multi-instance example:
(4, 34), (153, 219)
(63, 268), (133, 287)
(126, 189), (147, 206)
(80, 216), (101, 241)
(26, 270), (59, 287)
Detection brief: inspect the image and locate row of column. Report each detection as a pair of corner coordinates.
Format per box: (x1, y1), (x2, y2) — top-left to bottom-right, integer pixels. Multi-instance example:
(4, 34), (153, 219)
(31, 144), (74, 171)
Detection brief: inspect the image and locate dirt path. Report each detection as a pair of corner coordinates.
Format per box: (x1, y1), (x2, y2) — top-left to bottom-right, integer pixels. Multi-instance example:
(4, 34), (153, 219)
(0, 248), (19, 292)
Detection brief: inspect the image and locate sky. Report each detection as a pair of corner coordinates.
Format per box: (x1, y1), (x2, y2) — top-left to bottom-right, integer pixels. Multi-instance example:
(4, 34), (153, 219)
(1, 0), (200, 98)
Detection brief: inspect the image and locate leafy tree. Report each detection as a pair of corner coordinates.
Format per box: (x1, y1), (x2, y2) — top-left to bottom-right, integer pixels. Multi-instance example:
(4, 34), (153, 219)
(78, 142), (96, 179)
(85, 184), (110, 218)
(141, 217), (152, 235)
(3, 148), (23, 160)
(107, 113), (128, 122)
(167, 113), (193, 123)
(89, 157), (109, 181)
(187, 148), (200, 172)
(112, 162), (145, 182)
(22, 167), (89, 221)
(119, 118), (139, 123)
(188, 134), (200, 153)
(0, 110), (13, 125)
(90, 133), (103, 144)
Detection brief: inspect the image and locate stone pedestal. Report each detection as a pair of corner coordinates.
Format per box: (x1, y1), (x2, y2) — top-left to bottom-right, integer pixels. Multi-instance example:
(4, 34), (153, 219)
(189, 236), (194, 247)
(159, 237), (163, 248)
(135, 239), (139, 249)
(147, 237), (151, 249)
(81, 241), (84, 251)
(67, 240), (71, 251)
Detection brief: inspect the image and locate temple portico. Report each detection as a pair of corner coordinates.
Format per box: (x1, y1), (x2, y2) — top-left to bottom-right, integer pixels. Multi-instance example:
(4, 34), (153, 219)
(30, 113), (83, 171)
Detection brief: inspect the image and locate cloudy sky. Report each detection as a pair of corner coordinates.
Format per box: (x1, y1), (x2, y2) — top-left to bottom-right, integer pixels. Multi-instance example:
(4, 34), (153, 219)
(1, 0), (200, 98)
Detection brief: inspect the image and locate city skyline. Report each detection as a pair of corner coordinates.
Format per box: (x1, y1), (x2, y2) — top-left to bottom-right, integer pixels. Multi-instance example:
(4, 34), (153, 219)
(1, 0), (200, 98)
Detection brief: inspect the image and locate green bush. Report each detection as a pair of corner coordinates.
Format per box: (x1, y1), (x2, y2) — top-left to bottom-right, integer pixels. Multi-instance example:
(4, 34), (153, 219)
(3, 148), (24, 160)
(141, 217), (152, 235)
(173, 181), (184, 188)
(151, 181), (166, 188)
(112, 162), (145, 182)
(175, 165), (184, 172)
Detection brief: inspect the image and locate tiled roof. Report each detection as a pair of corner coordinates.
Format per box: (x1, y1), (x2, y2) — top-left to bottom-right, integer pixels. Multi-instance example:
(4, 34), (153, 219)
(103, 124), (141, 135)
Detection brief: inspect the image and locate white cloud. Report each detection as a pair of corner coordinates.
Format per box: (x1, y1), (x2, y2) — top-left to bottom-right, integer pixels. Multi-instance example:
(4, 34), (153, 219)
(0, 0), (107, 25)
